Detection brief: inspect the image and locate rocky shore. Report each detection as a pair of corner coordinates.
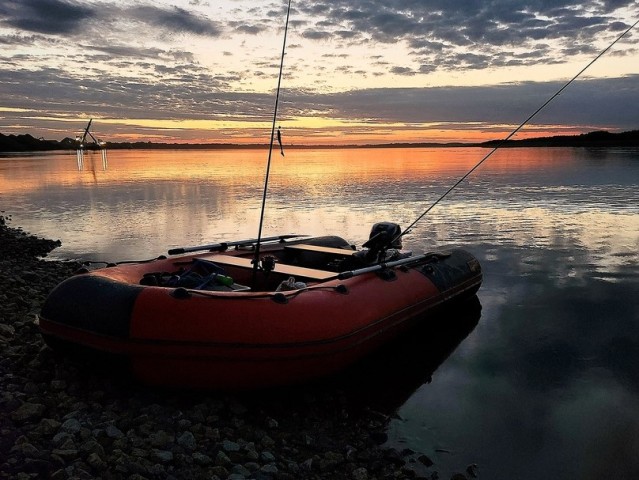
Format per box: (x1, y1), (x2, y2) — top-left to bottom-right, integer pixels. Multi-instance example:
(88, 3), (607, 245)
(0, 217), (475, 480)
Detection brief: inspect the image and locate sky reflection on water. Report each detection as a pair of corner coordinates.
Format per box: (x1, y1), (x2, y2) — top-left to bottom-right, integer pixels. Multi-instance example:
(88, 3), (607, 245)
(389, 240), (639, 480)
(1, 146), (638, 478)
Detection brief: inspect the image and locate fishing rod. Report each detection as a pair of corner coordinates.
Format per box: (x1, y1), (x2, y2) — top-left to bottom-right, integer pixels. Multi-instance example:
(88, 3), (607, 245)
(252, 0), (293, 287)
(396, 18), (639, 243)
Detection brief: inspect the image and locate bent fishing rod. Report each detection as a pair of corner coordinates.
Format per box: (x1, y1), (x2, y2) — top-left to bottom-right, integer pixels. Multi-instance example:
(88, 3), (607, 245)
(395, 18), (639, 244)
(252, 0), (293, 286)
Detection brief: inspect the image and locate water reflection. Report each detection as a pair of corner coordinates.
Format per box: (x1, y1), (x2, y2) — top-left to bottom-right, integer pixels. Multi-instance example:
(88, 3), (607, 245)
(3, 147), (636, 266)
(332, 296), (482, 414)
(2, 147), (639, 479)
(76, 148), (108, 172)
(388, 242), (639, 480)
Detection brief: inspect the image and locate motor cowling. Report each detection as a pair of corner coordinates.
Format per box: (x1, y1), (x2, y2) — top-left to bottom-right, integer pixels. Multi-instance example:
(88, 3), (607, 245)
(363, 222), (403, 250)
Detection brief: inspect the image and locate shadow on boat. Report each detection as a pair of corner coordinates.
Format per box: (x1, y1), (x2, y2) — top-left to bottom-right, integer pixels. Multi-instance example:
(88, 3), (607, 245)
(42, 295), (481, 417)
(262, 294), (482, 416)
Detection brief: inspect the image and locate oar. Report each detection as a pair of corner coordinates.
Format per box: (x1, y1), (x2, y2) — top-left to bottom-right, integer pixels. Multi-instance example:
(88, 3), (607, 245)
(168, 234), (307, 255)
(336, 252), (447, 280)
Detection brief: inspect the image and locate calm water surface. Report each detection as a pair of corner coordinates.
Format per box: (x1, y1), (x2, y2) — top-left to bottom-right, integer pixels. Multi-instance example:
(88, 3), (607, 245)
(2, 147), (638, 479)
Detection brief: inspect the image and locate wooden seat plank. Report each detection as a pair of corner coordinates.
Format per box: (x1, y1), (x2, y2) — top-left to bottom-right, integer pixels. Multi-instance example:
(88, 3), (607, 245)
(284, 244), (356, 256)
(203, 254), (335, 281)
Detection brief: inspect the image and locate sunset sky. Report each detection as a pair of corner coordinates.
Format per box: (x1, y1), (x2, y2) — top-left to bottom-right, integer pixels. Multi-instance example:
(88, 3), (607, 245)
(0, 0), (638, 145)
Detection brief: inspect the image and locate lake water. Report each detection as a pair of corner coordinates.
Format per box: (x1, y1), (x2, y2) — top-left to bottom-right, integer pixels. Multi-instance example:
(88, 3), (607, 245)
(2, 147), (638, 478)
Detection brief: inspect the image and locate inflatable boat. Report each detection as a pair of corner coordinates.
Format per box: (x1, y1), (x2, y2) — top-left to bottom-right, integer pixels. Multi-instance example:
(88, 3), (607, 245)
(39, 223), (482, 389)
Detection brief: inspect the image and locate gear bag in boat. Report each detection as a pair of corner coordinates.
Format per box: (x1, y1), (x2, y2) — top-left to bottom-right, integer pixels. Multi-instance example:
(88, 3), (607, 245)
(140, 258), (248, 291)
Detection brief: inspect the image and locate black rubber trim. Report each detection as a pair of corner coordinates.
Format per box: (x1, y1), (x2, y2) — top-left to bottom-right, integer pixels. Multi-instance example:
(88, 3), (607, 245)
(41, 275), (143, 338)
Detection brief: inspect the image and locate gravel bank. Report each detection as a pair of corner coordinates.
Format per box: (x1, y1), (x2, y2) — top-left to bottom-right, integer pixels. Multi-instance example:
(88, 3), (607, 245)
(0, 217), (474, 480)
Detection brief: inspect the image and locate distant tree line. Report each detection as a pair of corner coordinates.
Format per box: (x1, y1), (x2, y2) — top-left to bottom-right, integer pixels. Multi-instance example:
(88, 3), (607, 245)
(1, 129), (638, 153)
(479, 129), (639, 148)
(0, 133), (265, 152)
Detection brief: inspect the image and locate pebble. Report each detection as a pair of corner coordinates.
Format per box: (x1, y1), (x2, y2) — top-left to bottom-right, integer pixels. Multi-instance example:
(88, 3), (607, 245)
(11, 403), (46, 423)
(352, 467), (368, 480)
(105, 424), (124, 439)
(60, 418), (81, 433)
(151, 449), (174, 463)
(222, 439), (241, 452)
(176, 431), (196, 450)
(0, 218), (475, 480)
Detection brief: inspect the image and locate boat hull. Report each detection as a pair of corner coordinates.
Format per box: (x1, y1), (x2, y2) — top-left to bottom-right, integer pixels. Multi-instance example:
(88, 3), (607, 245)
(39, 239), (482, 389)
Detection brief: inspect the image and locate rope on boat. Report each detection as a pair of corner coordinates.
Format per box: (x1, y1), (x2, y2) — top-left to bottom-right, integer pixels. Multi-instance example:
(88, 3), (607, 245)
(80, 255), (168, 268)
(179, 283), (348, 301)
(252, 0), (293, 287)
(396, 17), (639, 243)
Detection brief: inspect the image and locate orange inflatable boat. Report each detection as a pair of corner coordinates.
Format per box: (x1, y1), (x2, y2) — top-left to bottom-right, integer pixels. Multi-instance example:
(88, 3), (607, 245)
(40, 224), (482, 389)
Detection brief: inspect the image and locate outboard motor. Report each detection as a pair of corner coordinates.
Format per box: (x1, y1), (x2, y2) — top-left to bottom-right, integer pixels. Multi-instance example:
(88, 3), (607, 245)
(366, 222), (402, 248)
(338, 222), (406, 271)
(362, 222), (403, 262)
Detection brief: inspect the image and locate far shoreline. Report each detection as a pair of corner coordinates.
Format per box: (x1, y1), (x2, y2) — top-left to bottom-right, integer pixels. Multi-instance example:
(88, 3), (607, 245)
(1, 129), (638, 153)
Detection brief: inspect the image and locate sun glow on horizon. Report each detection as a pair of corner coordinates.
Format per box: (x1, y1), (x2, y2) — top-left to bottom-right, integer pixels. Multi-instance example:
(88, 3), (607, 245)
(3, 111), (626, 145)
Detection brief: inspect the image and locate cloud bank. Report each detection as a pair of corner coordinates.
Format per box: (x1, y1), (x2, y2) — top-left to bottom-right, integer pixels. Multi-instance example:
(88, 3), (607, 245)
(0, 0), (637, 142)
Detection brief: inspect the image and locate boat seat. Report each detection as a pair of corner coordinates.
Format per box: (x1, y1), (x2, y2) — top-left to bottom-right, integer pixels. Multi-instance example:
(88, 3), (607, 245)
(203, 254), (336, 281)
(284, 244), (356, 256)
